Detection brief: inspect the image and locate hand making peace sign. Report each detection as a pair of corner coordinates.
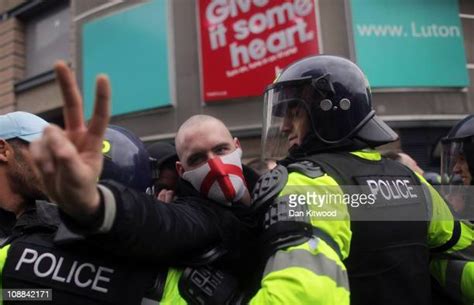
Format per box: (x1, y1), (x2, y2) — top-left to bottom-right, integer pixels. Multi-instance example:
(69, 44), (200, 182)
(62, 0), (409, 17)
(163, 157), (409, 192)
(30, 61), (111, 224)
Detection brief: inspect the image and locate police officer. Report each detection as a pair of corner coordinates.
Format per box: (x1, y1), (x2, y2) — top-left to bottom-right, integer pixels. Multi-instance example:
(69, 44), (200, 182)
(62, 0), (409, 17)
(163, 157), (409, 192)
(429, 115), (474, 305)
(441, 115), (474, 217)
(101, 126), (153, 192)
(0, 125), (160, 305)
(249, 55), (474, 304)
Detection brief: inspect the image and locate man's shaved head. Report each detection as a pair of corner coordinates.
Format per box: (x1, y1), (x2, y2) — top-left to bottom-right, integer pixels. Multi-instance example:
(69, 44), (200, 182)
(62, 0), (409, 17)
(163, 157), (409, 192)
(175, 115), (238, 172)
(174, 115), (250, 205)
(175, 115), (232, 159)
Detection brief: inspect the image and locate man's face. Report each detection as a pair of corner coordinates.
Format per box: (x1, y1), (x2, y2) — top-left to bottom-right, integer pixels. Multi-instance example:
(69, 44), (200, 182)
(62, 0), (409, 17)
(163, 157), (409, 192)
(453, 153), (472, 185)
(155, 163), (179, 191)
(280, 104), (311, 148)
(177, 121), (239, 174)
(7, 141), (48, 202)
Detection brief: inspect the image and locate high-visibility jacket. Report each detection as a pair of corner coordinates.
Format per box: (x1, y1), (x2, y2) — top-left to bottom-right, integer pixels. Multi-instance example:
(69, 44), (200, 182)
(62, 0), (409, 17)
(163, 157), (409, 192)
(154, 266), (247, 305)
(159, 269), (186, 305)
(249, 150), (474, 305)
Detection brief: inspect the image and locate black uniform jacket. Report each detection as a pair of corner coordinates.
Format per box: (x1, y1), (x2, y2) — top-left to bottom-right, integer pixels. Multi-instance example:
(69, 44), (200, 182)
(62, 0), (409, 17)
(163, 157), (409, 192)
(2, 201), (159, 305)
(56, 166), (260, 265)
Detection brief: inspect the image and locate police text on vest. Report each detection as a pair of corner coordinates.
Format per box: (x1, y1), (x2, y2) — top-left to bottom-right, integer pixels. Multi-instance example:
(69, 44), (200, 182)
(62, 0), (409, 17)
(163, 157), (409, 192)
(366, 179), (417, 200)
(15, 248), (114, 293)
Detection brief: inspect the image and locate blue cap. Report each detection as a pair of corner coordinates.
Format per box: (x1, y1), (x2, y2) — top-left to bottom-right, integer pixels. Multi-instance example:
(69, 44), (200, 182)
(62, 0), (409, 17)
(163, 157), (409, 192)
(0, 111), (49, 142)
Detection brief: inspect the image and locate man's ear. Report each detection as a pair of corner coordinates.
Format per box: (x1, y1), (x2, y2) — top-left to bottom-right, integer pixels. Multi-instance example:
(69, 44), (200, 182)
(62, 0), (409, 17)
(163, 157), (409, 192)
(176, 161), (185, 177)
(234, 137), (241, 149)
(0, 139), (9, 162)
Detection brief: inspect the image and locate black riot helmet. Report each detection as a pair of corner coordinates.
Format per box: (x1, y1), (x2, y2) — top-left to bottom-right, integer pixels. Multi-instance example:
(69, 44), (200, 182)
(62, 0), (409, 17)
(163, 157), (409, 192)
(441, 115), (474, 185)
(100, 125), (153, 192)
(262, 55), (398, 158)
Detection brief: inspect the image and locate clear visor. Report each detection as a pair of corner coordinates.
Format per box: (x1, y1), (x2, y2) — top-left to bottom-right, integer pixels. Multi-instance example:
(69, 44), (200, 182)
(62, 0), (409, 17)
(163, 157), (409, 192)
(441, 141), (466, 185)
(439, 140), (474, 218)
(262, 82), (312, 160)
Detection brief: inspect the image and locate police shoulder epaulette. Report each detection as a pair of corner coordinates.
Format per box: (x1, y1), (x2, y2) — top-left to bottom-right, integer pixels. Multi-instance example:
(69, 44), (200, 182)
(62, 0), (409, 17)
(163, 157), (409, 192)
(287, 160), (324, 178)
(252, 165), (288, 207)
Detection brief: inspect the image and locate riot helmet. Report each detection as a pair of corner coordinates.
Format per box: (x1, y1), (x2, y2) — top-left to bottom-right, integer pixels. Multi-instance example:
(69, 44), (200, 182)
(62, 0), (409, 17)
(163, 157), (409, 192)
(100, 125), (153, 192)
(441, 115), (474, 186)
(440, 115), (474, 220)
(262, 55), (398, 159)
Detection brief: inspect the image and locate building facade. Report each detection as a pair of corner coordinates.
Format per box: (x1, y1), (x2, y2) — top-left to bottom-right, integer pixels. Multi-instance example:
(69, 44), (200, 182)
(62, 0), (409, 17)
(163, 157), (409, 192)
(0, 0), (473, 170)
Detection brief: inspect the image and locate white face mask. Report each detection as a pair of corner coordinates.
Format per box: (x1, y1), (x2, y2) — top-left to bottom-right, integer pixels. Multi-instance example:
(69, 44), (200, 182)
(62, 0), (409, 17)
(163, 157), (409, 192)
(182, 148), (247, 206)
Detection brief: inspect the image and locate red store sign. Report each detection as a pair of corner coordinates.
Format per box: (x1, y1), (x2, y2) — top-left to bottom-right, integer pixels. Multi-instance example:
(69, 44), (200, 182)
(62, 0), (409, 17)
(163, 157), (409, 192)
(197, 0), (321, 102)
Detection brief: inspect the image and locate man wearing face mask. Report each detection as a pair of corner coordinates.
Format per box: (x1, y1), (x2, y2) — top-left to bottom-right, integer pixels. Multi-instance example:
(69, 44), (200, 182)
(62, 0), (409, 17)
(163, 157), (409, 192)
(175, 115), (254, 207)
(157, 115), (260, 304)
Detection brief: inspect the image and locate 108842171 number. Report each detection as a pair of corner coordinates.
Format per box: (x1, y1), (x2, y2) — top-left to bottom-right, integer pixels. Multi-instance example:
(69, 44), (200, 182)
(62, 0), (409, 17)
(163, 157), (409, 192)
(2, 289), (52, 301)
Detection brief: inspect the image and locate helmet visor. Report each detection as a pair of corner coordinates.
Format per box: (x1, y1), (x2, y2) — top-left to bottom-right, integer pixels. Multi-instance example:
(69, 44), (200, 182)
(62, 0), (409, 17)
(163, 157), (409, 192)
(262, 75), (379, 159)
(440, 140), (474, 217)
(262, 81), (313, 160)
(441, 140), (468, 185)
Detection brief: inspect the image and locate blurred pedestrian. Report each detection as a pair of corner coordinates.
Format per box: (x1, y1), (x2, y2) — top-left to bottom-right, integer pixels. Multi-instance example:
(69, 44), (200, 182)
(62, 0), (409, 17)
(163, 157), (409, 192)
(147, 142), (179, 199)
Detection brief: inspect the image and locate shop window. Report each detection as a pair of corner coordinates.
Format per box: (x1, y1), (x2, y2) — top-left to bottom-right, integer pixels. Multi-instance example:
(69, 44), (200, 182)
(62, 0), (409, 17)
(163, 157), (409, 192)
(24, 2), (70, 78)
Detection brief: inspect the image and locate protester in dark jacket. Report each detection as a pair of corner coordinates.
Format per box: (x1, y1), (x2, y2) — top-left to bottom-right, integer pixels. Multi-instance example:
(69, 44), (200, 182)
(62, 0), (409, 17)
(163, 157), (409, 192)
(31, 62), (259, 267)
